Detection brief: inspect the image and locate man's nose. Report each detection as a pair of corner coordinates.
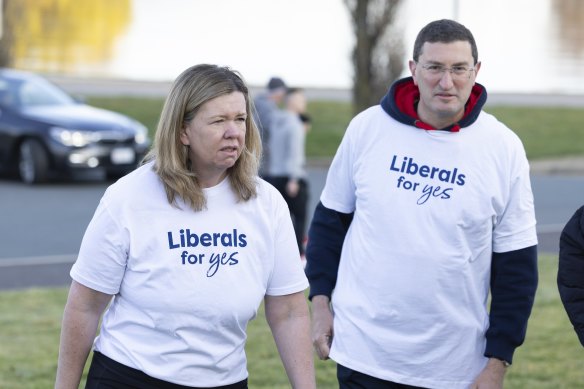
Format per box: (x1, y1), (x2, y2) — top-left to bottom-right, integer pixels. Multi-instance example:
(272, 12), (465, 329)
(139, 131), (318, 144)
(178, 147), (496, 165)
(438, 69), (455, 88)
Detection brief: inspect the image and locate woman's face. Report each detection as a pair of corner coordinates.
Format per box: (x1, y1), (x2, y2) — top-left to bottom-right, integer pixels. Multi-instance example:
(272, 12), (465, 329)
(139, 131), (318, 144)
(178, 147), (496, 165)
(180, 91), (247, 187)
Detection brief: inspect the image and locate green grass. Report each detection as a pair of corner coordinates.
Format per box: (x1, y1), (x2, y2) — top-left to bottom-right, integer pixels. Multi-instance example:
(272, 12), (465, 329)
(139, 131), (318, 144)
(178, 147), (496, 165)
(86, 96), (584, 161)
(485, 106), (584, 160)
(88, 96), (165, 138)
(304, 101), (353, 158)
(0, 255), (582, 388)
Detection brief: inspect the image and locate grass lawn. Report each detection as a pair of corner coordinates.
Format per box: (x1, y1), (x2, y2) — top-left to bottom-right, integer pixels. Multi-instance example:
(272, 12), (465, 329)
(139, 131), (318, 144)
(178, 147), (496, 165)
(0, 255), (582, 388)
(86, 97), (584, 161)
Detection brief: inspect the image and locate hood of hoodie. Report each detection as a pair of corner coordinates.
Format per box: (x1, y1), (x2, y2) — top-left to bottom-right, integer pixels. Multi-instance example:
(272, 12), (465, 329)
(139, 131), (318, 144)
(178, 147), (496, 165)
(380, 76), (487, 132)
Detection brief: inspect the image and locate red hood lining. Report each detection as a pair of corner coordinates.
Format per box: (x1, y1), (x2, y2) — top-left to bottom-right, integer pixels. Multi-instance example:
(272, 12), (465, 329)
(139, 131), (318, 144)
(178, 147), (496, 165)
(394, 81), (483, 131)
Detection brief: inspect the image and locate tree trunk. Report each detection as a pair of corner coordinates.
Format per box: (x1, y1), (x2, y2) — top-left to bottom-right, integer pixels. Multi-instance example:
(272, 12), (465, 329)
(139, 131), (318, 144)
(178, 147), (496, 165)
(345, 0), (404, 115)
(0, 0), (13, 67)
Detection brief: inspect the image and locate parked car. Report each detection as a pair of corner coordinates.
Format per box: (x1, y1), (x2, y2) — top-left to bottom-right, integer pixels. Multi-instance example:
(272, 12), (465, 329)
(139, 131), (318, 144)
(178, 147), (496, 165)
(0, 68), (151, 183)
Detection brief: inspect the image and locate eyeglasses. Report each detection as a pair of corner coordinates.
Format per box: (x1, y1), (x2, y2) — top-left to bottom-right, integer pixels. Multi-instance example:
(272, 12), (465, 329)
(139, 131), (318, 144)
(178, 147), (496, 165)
(418, 63), (475, 79)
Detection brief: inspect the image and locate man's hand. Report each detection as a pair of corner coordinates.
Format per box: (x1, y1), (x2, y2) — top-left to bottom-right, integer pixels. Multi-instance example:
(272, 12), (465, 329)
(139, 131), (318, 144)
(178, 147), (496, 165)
(471, 358), (507, 388)
(311, 295), (334, 360)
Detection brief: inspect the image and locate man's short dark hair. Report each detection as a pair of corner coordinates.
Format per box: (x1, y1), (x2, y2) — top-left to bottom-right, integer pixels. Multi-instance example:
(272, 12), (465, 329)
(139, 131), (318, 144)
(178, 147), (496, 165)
(413, 19), (478, 64)
(267, 77), (286, 91)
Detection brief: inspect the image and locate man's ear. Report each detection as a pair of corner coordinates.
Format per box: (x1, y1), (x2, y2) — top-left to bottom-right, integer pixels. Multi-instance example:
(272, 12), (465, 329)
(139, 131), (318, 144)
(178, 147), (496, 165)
(473, 61), (482, 79)
(408, 60), (418, 85)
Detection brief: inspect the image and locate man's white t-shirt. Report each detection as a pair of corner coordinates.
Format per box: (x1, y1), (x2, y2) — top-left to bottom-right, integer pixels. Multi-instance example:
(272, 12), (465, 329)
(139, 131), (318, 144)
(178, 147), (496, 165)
(71, 163), (308, 387)
(321, 106), (537, 389)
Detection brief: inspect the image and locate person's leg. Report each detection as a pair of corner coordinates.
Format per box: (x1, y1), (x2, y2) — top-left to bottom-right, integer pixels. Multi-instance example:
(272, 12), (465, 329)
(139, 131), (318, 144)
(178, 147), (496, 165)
(287, 179), (309, 255)
(295, 179), (309, 255)
(337, 364), (426, 389)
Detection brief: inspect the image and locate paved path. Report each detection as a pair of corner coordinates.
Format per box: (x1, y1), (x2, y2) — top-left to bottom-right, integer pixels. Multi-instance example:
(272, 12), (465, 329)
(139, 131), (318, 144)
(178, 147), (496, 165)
(1, 170), (581, 290)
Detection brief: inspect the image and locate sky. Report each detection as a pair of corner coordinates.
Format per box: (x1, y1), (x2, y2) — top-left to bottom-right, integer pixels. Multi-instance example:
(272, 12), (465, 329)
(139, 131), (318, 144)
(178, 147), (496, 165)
(101, 0), (584, 94)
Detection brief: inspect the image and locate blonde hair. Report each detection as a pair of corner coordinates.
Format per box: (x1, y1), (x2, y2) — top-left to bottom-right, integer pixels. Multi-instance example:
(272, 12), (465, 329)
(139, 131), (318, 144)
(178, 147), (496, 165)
(144, 64), (262, 211)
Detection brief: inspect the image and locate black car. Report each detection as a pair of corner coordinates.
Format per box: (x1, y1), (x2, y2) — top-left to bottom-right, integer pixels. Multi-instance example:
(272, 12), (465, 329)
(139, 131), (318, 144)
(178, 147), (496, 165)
(0, 68), (151, 183)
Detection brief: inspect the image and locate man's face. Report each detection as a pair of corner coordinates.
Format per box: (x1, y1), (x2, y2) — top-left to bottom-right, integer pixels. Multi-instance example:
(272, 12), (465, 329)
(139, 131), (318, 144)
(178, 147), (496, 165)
(409, 41), (481, 129)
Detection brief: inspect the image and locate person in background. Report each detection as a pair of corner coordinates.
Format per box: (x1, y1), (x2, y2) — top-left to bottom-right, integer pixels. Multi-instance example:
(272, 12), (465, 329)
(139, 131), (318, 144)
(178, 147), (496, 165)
(306, 19), (538, 389)
(265, 88), (310, 259)
(253, 76), (287, 177)
(55, 64), (315, 389)
(558, 205), (584, 347)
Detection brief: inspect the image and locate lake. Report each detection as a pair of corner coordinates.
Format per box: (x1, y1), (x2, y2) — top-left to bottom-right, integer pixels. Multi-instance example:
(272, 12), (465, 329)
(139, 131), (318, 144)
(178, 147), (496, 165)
(7, 0), (584, 94)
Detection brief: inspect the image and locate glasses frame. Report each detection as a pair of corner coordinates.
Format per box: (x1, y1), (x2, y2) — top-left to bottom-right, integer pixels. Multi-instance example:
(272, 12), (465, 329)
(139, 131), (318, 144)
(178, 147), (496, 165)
(417, 62), (476, 80)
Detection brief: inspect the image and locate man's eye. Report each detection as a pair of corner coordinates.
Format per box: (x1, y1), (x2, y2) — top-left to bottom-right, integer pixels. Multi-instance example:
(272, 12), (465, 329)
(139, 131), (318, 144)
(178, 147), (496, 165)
(426, 65), (442, 72)
(452, 66), (468, 74)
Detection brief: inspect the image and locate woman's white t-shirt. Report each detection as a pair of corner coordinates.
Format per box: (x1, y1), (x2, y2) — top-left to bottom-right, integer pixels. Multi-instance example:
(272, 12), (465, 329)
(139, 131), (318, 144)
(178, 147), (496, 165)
(71, 163), (308, 387)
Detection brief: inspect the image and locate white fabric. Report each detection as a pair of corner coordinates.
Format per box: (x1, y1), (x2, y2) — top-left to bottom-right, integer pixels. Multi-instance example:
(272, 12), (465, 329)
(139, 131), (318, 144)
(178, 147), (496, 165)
(321, 106), (537, 389)
(71, 162), (308, 387)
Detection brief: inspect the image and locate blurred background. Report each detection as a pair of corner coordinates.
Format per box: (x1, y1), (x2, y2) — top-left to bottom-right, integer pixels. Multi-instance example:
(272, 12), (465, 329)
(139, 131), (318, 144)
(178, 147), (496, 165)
(1, 0), (583, 95)
(1, 3), (584, 388)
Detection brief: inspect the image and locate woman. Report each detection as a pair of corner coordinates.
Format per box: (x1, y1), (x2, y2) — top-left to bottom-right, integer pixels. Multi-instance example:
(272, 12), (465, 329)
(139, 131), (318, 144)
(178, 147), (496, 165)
(55, 64), (315, 389)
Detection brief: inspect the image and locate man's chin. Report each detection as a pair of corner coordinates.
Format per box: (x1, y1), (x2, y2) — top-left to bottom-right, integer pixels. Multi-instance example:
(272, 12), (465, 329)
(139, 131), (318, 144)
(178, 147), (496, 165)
(435, 105), (464, 121)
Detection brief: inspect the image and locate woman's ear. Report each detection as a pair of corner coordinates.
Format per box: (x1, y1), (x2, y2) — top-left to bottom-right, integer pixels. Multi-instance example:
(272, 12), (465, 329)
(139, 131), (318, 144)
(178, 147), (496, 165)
(179, 128), (189, 146)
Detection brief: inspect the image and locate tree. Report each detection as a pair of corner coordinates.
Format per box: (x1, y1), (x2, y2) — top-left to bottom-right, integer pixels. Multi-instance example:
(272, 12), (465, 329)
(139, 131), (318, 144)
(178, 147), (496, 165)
(344, 0), (404, 115)
(0, 0), (15, 67)
(0, 0), (131, 72)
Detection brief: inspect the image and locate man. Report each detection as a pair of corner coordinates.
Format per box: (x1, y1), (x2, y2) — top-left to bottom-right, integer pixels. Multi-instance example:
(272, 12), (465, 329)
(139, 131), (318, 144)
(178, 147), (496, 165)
(558, 205), (584, 347)
(265, 88), (310, 258)
(306, 19), (538, 389)
(253, 76), (287, 177)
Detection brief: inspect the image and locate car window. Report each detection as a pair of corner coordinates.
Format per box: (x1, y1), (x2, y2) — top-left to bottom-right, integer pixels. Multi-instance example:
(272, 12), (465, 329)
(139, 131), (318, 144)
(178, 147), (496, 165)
(0, 79), (17, 108)
(18, 78), (75, 107)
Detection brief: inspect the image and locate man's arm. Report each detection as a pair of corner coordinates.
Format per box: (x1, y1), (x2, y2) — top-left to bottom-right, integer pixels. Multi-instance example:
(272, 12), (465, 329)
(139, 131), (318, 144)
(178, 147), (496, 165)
(485, 245), (538, 364)
(305, 201), (353, 300)
(305, 201), (353, 359)
(470, 245), (537, 388)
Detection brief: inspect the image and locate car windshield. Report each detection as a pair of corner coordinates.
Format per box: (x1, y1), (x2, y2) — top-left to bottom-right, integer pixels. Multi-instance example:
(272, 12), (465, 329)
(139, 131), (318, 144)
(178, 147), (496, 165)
(0, 75), (75, 109)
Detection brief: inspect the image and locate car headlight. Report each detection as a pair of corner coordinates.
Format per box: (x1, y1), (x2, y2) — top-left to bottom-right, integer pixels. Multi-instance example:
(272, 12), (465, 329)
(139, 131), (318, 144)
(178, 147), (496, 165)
(50, 127), (100, 147)
(133, 122), (149, 145)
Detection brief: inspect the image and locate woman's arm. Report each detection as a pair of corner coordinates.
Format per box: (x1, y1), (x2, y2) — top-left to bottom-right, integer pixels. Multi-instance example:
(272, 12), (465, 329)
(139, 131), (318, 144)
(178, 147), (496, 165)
(55, 281), (112, 389)
(265, 292), (316, 389)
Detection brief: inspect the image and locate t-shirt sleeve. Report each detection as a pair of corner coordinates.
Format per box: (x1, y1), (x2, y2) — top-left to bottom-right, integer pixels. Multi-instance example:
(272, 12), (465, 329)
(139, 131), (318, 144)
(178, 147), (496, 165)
(70, 196), (129, 295)
(320, 118), (358, 213)
(492, 139), (538, 253)
(265, 193), (308, 296)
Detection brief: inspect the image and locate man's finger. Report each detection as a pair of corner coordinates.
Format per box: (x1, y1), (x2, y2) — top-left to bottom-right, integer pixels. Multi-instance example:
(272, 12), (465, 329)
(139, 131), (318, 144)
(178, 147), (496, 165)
(313, 335), (331, 360)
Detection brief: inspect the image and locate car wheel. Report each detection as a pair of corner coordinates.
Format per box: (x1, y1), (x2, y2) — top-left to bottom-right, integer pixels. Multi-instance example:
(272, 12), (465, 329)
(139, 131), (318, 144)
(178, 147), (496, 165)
(19, 139), (49, 184)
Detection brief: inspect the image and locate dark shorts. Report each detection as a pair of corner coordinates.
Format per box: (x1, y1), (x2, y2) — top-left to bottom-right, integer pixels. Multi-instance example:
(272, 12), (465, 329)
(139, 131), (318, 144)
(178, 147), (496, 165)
(86, 351), (248, 389)
(337, 363), (426, 389)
